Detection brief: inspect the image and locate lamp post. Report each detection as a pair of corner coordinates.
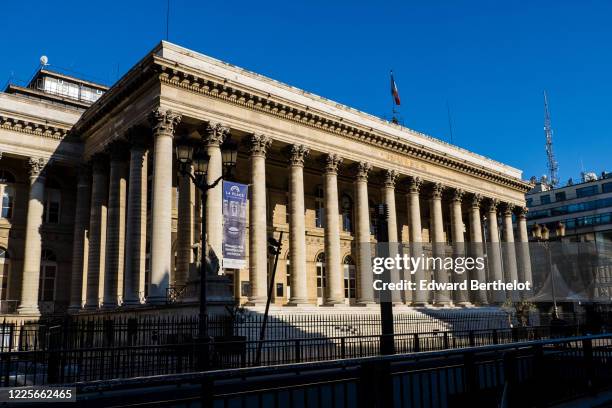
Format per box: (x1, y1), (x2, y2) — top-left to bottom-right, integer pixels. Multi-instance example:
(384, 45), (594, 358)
(532, 222), (565, 320)
(175, 136), (238, 340)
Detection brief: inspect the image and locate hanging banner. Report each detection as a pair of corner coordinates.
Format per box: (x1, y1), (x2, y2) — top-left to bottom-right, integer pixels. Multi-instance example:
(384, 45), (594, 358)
(222, 181), (248, 269)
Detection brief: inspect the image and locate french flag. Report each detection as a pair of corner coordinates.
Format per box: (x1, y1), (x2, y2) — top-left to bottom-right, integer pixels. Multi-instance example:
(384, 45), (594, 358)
(390, 72), (401, 105)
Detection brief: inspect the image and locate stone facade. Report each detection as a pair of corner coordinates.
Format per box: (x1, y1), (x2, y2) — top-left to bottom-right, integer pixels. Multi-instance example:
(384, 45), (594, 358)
(0, 41), (533, 316)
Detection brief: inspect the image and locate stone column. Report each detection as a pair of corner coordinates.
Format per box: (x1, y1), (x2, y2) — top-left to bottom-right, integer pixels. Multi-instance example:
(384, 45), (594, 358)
(430, 183), (451, 305)
(323, 153), (344, 305)
(450, 189), (470, 305)
(486, 199), (505, 304)
(247, 134), (272, 305)
(123, 133), (148, 305)
(176, 167), (194, 286)
(68, 165), (91, 311)
(85, 155), (108, 309)
(516, 206), (533, 297)
(408, 177), (427, 306)
(17, 158), (47, 315)
(287, 145), (309, 305)
(102, 142), (129, 308)
(148, 108), (181, 304)
(203, 122), (229, 266)
(381, 169), (402, 303)
(468, 194), (488, 305)
(354, 162), (374, 305)
(502, 203), (519, 301)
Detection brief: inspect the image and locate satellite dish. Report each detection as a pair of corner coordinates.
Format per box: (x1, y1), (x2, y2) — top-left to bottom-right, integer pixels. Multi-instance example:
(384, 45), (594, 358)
(40, 55), (49, 66)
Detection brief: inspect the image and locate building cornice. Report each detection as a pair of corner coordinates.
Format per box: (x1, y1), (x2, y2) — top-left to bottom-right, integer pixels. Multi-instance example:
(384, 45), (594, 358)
(0, 114), (71, 140)
(152, 57), (530, 193)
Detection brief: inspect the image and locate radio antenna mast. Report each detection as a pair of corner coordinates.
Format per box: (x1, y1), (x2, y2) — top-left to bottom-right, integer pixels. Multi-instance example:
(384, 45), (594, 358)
(543, 91), (559, 188)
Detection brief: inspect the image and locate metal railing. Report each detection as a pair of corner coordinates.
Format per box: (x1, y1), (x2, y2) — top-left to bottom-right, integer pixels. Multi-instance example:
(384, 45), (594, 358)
(69, 334), (612, 407)
(0, 325), (582, 386)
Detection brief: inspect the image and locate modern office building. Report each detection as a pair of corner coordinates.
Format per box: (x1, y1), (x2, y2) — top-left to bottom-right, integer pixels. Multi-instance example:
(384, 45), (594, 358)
(0, 41), (533, 318)
(526, 173), (612, 243)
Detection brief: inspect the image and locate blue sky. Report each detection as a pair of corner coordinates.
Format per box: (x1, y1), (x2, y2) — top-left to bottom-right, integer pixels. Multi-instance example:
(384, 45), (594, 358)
(2, 1), (611, 182)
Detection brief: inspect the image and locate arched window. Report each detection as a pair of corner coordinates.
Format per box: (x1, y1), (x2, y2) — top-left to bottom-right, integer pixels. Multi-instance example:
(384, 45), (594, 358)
(39, 249), (57, 302)
(0, 170), (16, 220)
(44, 179), (61, 224)
(316, 252), (326, 298)
(0, 247), (9, 300)
(315, 185), (324, 228)
(341, 194), (353, 233)
(343, 255), (356, 299)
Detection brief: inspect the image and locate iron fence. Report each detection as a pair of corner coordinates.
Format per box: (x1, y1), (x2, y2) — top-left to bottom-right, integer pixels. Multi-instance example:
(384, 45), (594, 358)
(64, 334), (612, 407)
(0, 325), (582, 386)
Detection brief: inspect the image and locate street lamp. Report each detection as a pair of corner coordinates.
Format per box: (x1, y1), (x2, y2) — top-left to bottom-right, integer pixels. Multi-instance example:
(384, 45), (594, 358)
(175, 135), (238, 342)
(532, 222), (566, 320)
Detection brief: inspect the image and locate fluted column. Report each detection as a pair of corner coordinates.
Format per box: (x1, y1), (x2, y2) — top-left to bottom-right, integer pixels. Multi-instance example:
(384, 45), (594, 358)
(450, 189), (470, 305)
(468, 194), (488, 305)
(85, 155), (108, 309)
(430, 183), (451, 305)
(17, 158), (47, 315)
(323, 153), (344, 305)
(502, 203), (519, 301)
(203, 123), (229, 265)
(516, 206), (533, 298)
(247, 134), (272, 305)
(102, 142), (129, 308)
(176, 167), (194, 286)
(354, 162), (374, 305)
(287, 145), (309, 305)
(486, 199), (505, 304)
(68, 166), (91, 311)
(123, 133), (148, 305)
(381, 169), (401, 303)
(408, 177), (427, 305)
(148, 108), (181, 303)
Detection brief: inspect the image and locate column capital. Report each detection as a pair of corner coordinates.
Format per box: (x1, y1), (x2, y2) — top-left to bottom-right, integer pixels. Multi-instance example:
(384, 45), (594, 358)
(106, 140), (131, 161)
(354, 162), (372, 181)
(90, 153), (109, 174)
(429, 182), (444, 199)
(203, 121), (230, 146)
(26, 157), (47, 179)
(248, 133), (273, 157)
(286, 144), (310, 166)
(322, 153), (343, 174)
(486, 198), (500, 212)
(382, 169), (399, 188)
(450, 188), (464, 202)
(149, 108), (181, 135)
(126, 126), (150, 148)
(515, 205), (528, 219)
(502, 203), (515, 217)
(77, 164), (91, 187)
(407, 176), (423, 193)
(469, 193), (483, 208)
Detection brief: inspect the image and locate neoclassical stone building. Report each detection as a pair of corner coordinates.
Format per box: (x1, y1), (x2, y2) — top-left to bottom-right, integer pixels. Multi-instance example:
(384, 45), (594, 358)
(0, 42), (533, 317)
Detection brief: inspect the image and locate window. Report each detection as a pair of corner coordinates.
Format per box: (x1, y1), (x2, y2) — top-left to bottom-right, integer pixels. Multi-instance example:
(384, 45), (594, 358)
(44, 184), (61, 224)
(0, 170), (15, 220)
(603, 182), (612, 194)
(286, 256), (291, 300)
(276, 283), (284, 298)
(39, 250), (57, 302)
(316, 253), (326, 298)
(526, 198), (533, 207)
(240, 281), (251, 297)
(369, 200), (378, 235)
(576, 185), (599, 198)
(555, 192), (566, 202)
(343, 256), (356, 299)
(0, 248), (9, 301)
(341, 194), (353, 233)
(315, 185), (324, 228)
(540, 195), (551, 205)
